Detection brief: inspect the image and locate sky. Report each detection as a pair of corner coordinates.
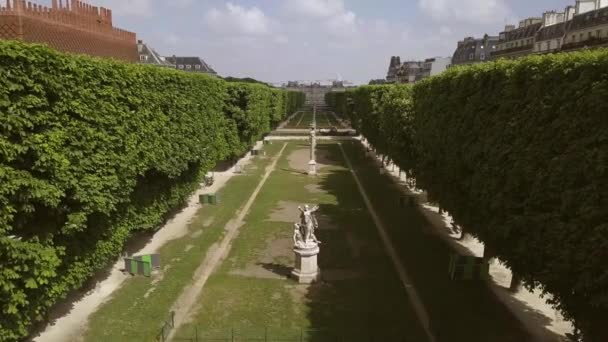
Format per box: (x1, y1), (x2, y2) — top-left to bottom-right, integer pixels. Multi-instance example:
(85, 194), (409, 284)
(39, 0), (576, 84)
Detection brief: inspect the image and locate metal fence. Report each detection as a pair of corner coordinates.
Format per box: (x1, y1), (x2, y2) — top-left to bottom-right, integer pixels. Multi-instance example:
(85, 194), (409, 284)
(156, 311), (175, 342)
(172, 327), (410, 342)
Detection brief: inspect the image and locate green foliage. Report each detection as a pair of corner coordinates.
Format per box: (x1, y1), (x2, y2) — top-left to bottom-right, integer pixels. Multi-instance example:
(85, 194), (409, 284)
(0, 41), (303, 341)
(222, 76), (270, 86)
(326, 50), (608, 341)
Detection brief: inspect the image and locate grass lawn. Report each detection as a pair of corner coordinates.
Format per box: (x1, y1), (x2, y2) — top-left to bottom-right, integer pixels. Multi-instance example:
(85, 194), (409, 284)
(341, 141), (532, 342)
(284, 112), (335, 129)
(84, 139), (535, 342)
(174, 141), (427, 341)
(82, 143), (285, 342)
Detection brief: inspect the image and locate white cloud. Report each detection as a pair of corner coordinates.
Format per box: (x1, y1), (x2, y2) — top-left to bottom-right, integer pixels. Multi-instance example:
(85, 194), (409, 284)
(168, 0), (194, 8)
(418, 0), (510, 24)
(92, 0), (153, 17)
(274, 35), (289, 44)
(285, 0), (345, 18)
(326, 11), (357, 36)
(205, 3), (271, 36)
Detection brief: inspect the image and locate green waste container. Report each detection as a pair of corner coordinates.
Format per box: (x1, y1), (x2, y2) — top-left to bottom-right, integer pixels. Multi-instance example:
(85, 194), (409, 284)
(448, 254), (489, 280)
(200, 193), (220, 205)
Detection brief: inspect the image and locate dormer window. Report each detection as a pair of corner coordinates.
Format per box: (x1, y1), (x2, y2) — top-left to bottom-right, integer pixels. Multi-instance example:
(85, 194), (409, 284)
(186, 65), (192, 70)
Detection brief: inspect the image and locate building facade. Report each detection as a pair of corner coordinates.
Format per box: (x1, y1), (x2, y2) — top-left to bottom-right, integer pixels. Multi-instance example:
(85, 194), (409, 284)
(164, 56), (217, 75)
(492, 18), (543, 60)
(395, 61), (424, 83)
(451, 35), (499, 66)
(137, 40), (174, 67)
(420, 57), (452, 78)
(534, 10), (572, 54)
(562, 3), (608, 51)
(386, 56), (401, 83)
(0, 0), (137, 62)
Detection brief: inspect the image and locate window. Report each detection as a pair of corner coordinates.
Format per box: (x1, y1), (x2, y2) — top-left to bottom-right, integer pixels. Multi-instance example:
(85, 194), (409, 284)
(139, 55), (147, 61)
(186, 65), (192, 70)
(537, 42), (541, 51)
(178, 65), (184, 69)
(580, 33), (584, 40)
(572, 34), (576, 42)
(480, 52), (486, 60)
(469, 53), (474, 60)
(480, 45), (484, 49)
(492, 45), (496, 49)
(556, 39), (561, 49)
(195, 65), (201, 70)
(546, 41), (551, 50)
(588, 32), (593, 39)
(597, 29), (602, 37)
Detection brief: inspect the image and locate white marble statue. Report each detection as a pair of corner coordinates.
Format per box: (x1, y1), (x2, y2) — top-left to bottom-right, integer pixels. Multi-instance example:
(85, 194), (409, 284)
(297, 205), (320, 246)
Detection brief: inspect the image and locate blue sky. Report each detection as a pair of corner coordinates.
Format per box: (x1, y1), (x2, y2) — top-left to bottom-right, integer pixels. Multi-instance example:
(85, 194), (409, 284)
(39, 0), (576, 84)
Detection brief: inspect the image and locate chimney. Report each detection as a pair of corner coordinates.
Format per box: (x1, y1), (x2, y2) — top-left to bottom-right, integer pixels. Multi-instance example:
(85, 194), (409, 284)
(565, 6), (575, 20)
(576, 0), (597, 14)
(542, 11), (565, 27)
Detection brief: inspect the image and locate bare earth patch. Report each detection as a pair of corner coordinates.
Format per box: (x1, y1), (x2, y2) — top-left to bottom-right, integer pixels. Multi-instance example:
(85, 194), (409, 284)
(287, 148), (337, 173)
(304, 183), (323, 193)
(230, 237), (294, 279)
(203, 216), (215, 227)
(190, 230), (203, 239)
(267, 201), (300, 222)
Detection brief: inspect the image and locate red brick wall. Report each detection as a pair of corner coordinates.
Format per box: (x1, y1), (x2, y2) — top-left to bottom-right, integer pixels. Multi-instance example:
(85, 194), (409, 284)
(0, 15), (19, 40)
(20, 16), (137, 62)
(0, 0), (138, 62)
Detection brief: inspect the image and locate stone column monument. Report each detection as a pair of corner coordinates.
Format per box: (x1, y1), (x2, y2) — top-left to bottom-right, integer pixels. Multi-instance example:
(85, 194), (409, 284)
(292, 205), (321, 283)
(308, 105), (317, 176)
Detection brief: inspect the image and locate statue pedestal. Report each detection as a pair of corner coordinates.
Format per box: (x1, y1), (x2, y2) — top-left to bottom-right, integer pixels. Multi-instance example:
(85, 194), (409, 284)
(292, 244), (320, 284)
(308, 160), (317, 176)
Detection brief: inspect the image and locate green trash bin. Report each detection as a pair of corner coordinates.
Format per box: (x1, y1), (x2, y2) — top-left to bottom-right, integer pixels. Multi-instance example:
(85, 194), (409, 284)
(199, 194), (208, 204)
(208, 193), (220, 205)
(449, 254), (489, 280)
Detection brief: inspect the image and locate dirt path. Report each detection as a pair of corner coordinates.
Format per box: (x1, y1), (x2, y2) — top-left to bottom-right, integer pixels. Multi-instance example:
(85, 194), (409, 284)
(166, 143), (288, 341)
(34, 142), (265, 342)
(278, 111), (301, 129)
(295, 111), (305, 127)
(328, 111), (349, 128)
(337, 143), (437, 342)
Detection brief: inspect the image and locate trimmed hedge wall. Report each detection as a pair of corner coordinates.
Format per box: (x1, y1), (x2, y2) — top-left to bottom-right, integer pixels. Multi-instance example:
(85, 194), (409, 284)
(326, 50), (608, 341)
(0, 41), (303, 341)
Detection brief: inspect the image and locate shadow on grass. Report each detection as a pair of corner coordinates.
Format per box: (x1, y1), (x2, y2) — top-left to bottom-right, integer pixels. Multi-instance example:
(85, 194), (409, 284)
(299, 143), (427, 341)
(326, 141), (566, 342)
(280, 167), (309, 175)
(258, 262), (291, 278)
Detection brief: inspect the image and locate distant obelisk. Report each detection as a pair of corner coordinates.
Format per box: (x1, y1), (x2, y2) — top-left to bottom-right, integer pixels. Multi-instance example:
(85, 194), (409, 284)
(308, 104), (317, 176)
